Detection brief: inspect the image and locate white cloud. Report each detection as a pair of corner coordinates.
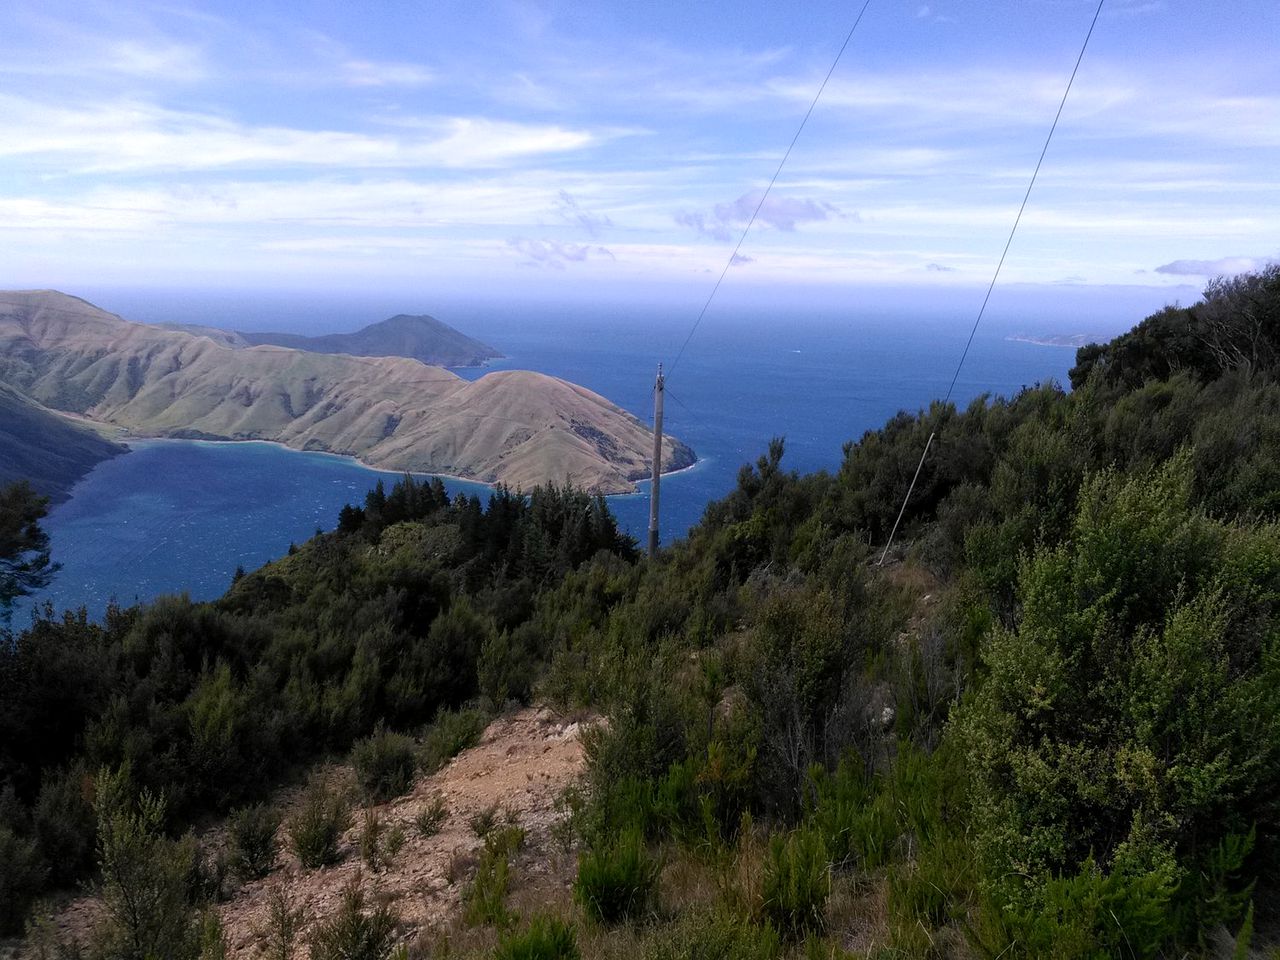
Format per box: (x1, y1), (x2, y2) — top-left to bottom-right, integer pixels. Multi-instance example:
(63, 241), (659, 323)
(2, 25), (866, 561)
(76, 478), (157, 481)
(1154, 257), (1268, 277)
(554, 191), (613, 238)
(0, 95), (603, 172)
(507, 238), (615, 269)
(676, 191), (841, 241)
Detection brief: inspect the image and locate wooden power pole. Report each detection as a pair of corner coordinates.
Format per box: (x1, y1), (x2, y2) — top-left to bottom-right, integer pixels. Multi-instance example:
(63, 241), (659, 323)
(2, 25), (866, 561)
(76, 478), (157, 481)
(647, 363), (665, 559)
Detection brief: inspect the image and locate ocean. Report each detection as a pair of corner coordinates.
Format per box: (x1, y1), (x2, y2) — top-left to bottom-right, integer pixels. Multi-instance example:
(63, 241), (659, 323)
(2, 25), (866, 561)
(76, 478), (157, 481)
(11, 289), (1153, 623)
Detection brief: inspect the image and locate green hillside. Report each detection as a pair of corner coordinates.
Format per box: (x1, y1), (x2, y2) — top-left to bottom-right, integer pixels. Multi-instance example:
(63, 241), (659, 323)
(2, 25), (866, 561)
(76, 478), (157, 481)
(0, 290), (693, 494)
(2, 267), (1279, 957)
(0, 384), (125, 502)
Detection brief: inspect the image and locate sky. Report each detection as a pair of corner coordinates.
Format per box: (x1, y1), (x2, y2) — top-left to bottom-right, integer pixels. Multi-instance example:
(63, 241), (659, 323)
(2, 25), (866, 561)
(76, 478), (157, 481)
(2, 0), (1278, 313)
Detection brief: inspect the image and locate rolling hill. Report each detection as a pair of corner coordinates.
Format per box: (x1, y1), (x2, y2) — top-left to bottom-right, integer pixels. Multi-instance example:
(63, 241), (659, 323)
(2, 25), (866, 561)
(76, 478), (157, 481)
(0, 291), (693, 494)
(0, 385), (126, 502)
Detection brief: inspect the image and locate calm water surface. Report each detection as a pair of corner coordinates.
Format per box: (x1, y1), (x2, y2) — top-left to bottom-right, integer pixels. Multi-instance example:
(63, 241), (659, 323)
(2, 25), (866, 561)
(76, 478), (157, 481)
(17, 309), (1082, 621)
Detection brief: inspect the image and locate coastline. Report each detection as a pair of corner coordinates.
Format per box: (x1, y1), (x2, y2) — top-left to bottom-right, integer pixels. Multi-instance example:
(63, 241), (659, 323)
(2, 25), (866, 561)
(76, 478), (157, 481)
(121, 434), (699, 496)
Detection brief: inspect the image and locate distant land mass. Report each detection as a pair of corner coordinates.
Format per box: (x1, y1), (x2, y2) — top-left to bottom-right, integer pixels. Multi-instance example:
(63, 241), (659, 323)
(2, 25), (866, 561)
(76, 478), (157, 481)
(0, 291), (693, 495)
(234, 313), (503, 367)
(1007, 332), (1103, 347)
(0, 383), (127, 502)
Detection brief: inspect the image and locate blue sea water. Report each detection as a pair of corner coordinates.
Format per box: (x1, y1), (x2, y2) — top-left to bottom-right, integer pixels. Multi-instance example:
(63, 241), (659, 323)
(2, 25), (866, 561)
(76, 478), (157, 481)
(14, 302), (1093, 623)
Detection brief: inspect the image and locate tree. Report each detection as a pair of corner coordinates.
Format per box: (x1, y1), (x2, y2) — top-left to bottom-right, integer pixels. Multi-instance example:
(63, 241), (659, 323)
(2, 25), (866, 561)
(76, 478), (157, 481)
(0, 481), (58, 627)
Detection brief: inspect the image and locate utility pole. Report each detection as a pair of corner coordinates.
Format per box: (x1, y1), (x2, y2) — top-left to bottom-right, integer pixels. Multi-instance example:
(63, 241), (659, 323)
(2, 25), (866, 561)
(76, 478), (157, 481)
(647, 363), (665, 560)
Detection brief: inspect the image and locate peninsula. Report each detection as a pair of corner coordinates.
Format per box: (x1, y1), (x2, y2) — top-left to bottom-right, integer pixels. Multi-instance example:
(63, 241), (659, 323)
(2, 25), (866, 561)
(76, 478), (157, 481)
(0, 291), (694, 497)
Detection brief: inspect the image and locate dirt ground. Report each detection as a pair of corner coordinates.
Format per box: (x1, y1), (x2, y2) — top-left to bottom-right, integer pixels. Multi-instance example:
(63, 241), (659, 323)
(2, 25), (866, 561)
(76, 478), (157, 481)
(11, 706), (592, 959)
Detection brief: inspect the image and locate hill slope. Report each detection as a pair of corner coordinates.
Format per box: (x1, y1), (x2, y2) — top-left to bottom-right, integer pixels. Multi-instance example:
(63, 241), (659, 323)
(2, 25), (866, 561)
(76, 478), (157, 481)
(0, 291), (693, 494)
(0, 385), (125, 502)
(239, 313), (502, 367)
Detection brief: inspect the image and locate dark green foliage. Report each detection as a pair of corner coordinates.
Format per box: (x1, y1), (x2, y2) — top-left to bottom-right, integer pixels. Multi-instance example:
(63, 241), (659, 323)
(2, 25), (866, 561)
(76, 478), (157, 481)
(464, 824), (524, 928)
(573, 829), (659, 924)
(761, 828), (829, 941)
(958, 457), (1279, 947)
(92, 768), (202, 960)
(227, 804), (281, 880)
(414, 794), (448, 837)
(0, 480), (58, 627)
(288, 784), (350, 869)
(420, 706), (488, 773)
(351, 727), (418, 802)
(307, 880), (399, 960)
(7, 271), (1280, 952)
(33, 762), (96, 886)
(640, 913), (781, 960)
(493, 915), (580, 960)
(255, 884), (305, 960)
(0, 824), (46, 934)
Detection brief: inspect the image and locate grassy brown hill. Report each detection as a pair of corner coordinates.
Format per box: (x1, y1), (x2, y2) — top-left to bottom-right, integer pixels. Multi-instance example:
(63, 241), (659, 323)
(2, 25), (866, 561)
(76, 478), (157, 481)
(0, 291), (693, 494)
(0, 385), (126, 502)
(239, 313), (503, 367)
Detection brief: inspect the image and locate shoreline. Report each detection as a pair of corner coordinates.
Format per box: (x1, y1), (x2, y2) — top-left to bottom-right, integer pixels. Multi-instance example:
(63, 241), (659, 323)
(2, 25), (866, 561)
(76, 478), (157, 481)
(120, 434), (700, 496)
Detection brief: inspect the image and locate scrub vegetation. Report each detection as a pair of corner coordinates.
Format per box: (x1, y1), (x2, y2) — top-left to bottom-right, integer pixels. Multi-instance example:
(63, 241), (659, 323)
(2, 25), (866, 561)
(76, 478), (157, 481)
(2, 266), (1280, 957)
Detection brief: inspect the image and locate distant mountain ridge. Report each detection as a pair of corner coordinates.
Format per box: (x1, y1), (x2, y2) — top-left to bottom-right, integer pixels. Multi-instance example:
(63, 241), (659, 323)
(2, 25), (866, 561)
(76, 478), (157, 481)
(0, 291), (694, 495)
(237, 313), (503, 367)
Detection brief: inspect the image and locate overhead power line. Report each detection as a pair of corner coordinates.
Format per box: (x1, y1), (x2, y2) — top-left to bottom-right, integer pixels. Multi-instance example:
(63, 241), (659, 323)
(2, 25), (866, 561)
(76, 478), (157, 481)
(667, 0), (876, 378)
(878, 0), (1108, 566)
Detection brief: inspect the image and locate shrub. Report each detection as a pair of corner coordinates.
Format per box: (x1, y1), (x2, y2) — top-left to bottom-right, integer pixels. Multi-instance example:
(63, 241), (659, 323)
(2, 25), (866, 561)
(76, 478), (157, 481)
(468, 804), (500, 840)
(494, 916), (580, 960)
(92, 769), (201, 959)
(253, 884), (305, 960)
(360, 809), (385, 872)
(414, 794), (448, 837)
(351, 728), (418, 803)
(0, 825), (47, 935)
(384, 823), (406, 862)
(228, 804), (281, 880)
(463, 822), (525, 928)
(197, 909), (229, 960)
(761, 829), (829, 941)
(464, 845), (513, 928)
(641, 912), (781, 960)
(288, 784), (350, 869)
(33, 763), (96, 886)
(420, 707), (488, 773)
(573, 829), (658, 924)
(307, 879), (398, 960)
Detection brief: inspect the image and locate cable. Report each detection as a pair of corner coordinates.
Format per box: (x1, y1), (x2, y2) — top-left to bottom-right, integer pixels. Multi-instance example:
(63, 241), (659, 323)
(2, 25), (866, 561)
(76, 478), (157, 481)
(667, 0), (875, 378)
(878, 0), (1106, 566)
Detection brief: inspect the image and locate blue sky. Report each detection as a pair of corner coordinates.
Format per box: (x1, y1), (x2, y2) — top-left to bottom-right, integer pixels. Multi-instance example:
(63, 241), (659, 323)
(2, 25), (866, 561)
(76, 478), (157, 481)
(2, 0), (1277, 310)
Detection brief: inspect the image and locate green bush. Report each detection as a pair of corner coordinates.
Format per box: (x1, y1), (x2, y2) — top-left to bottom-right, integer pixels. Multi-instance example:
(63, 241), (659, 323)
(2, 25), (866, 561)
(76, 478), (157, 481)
(0, 825), (47, 935)
(494, 915), (580, 960)
(573, 829), (658, 924)
(464, 845), (514, 928)
(307, 880), (398, 960)
(761, 829), (829, 941)
(33, 763), (96, 886)
(641, 912), (781, 960)
(414, 794), (449, 837)
(288, 784), (350, 869)
(351, 727), (418, 802)
(228, 804), (281, 880)
(92, 769), (202, 960)
(420, 706), (489, 773)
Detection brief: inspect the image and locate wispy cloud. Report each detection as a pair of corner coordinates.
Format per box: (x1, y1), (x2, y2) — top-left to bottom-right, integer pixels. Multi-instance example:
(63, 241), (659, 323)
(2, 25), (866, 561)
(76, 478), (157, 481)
(507, 238), (615, 269)
(676, 191), (841, 242)
(554, 191), (613, 238)
(925, 262), (956, 272)
(1154, 256), (1269, 277)
(0, 95), (604, 171)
